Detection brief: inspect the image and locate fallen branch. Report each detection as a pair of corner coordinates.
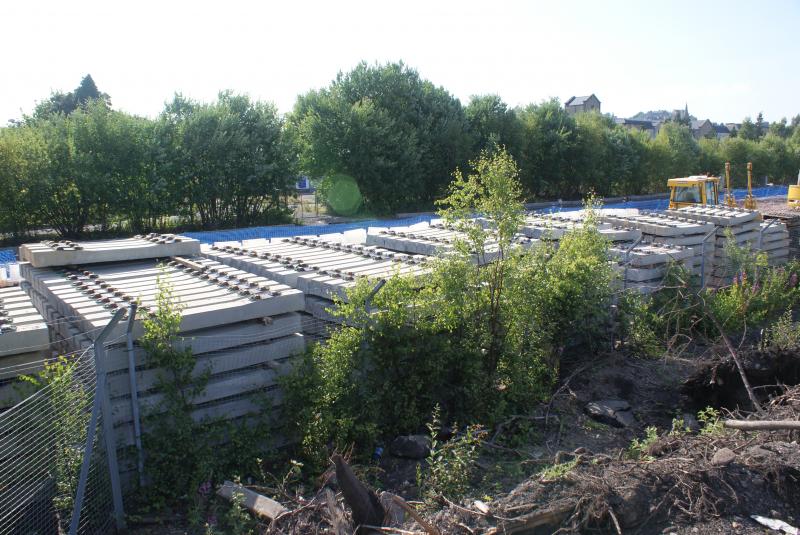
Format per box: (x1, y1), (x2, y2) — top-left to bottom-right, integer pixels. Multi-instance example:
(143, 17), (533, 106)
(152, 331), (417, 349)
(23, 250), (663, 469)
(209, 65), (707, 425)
(702, 306), (764, 415)
(487, 503), (574, 535)
(390, 495), (440, 535)
(723, 419), (800, 431)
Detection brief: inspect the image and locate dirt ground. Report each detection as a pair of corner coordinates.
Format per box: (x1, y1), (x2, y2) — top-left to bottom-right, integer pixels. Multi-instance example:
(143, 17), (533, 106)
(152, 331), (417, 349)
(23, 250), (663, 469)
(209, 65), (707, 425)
(129, 348), (800, 534)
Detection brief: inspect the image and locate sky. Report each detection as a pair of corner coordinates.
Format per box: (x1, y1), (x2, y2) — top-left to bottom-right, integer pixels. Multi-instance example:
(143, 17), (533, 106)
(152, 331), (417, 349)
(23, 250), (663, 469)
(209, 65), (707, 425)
(2, 0), (799, 124)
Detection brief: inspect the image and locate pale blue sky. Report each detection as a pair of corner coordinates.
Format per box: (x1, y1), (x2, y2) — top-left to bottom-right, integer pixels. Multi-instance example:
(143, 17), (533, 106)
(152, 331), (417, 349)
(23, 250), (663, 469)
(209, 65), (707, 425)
(2, 0), (798, 124)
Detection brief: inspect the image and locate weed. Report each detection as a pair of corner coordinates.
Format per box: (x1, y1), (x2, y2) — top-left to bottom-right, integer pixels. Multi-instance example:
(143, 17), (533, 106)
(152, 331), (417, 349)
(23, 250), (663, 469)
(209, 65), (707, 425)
(697, 407), (724, 436)
(628, 426), (659, 461)
(539, 459), (579, 481)
(416, 405), (485, 503)
(765, 309), (800, 350)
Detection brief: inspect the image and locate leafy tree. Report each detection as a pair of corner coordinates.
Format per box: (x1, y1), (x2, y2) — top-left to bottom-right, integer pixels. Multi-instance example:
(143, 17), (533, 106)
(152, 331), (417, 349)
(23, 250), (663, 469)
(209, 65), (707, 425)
(769, 118), (790, 139)
(0, 125), (47, 237)
(289, 61), (472, 214)
(33, 74), (110, 118)
(160, 92), (295, 229)
(755, 112), (766, 138)
(653, 121), (700, 178)
(465, 94), (521, 154)
(738, 117), (760, 140)
(516, 99), (581, 199)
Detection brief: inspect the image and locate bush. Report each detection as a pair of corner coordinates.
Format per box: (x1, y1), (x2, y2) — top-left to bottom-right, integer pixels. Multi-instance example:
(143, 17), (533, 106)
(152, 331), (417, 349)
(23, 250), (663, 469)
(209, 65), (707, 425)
(281, 150), (617, 467)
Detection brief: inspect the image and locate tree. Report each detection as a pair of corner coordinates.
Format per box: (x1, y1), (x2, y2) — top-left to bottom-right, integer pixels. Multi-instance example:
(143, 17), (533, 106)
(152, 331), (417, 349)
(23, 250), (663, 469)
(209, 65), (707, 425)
(768, 118), (790, 139)
(738, 117), (759, 141)
(755, 112), (766, 138)
(0, 125), (47, 237)
(653, 122), (700, 178)
(32, 74), (110, 119)
(516, 99), (581, 199)
(289, 62), (472, 214)
(465, 95), (521, 155)
(159, 92), (295, 229)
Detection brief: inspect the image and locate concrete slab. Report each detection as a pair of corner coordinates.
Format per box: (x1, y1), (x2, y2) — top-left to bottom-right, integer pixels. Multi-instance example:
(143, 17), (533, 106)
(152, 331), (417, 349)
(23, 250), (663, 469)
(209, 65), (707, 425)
(19, 234), (200, 267)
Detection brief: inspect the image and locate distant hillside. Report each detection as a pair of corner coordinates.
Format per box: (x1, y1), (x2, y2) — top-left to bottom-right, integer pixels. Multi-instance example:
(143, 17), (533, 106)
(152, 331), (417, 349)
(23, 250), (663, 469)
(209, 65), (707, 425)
(630, 110), (697, 122)
(630, 110), (673, 121)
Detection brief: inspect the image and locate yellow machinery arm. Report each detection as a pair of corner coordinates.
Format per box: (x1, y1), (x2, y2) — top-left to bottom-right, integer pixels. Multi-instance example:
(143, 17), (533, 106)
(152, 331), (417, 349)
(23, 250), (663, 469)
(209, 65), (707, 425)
(724, 162), (737, 207)
(743, 162), (757, 209)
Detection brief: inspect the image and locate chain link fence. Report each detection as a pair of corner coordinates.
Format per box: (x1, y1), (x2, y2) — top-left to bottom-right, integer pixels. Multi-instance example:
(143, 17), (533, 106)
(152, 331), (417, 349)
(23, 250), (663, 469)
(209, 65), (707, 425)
(0, 311), (126, 535)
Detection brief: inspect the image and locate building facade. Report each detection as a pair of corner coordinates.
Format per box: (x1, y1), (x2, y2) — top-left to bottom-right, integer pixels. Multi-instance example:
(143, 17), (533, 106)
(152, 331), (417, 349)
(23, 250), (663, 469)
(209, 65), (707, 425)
(565, 94), (601, 116)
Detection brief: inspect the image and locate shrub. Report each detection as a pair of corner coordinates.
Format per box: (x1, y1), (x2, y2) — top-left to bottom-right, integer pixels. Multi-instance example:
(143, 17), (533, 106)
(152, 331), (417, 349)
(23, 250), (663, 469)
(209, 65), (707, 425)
(281, 150), (617, 466)
(416, 406), (485, 503)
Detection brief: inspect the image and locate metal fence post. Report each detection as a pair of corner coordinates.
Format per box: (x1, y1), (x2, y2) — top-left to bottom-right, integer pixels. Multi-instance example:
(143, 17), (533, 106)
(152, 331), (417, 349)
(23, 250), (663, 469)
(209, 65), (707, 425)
(757, 219), (776, 251)
(700, 228), (717, 289)
(69, 309), (126, 535)
(96, 311), (127, 530)
(125, 304), (145, 488)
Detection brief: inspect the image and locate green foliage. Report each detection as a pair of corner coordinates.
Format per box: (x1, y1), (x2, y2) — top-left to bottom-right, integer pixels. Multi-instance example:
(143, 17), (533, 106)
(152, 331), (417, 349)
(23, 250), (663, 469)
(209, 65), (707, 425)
(218, 483), (257, 535)
(765, 309), (800, 350)
(19, 356), (89, 515)
(288, 61), (472, 214)
(3, 68), (800, 236)
(617, 290), (663, 357)
(538, 458), (579, 480)
(32, 74), (110, 118)
(628, 426), (659, 461)
(416, 406), (485, 503)
(137, 273), (274, 515)
(158, 92), (295, 229)
(697, 407), (724, 436)
(282, 151), (616, 467)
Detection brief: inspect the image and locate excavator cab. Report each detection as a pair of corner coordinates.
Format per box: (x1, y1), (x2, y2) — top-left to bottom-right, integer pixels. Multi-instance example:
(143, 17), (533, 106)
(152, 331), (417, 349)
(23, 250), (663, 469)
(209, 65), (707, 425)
(668, 176), (720, 209)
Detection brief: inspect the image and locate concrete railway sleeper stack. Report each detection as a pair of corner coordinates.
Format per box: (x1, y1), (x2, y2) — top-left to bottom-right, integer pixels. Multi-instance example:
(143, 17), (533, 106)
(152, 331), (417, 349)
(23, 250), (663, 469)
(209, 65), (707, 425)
(520, 213), (642, 242)
(201, 235), (432, 334)
(662, 207), (789, 286)
(0, 286), (49, 411)
(12, 239), (307, 490)
(599, 212), (715, 277)
(365, 220), (538, 263)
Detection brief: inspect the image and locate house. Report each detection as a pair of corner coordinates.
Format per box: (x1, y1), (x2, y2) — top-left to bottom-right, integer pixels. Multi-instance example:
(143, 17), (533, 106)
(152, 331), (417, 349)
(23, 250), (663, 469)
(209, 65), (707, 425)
(565, 94), (601, 116)
(690, 119), (715, 139)
(714, 123), (731, 140)
(614, 117), (660, 139)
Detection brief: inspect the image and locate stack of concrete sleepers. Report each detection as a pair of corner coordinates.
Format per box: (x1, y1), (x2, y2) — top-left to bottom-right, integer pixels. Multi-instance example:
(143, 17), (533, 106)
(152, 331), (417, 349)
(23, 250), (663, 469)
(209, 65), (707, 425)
(19, 233), (201, 267)
(19, 243), (307, 485)
(0, 286), (49, 411)
(201, 236), (431, 336)
(366, 220), (537, 264)
(599, 212), (715, 276)
(662, 207), (785, 286)
(521, 213), (642, 242)
(609, 241), (696, 293)
(758, 221), (790, 266)
(758, 199), (800, 260)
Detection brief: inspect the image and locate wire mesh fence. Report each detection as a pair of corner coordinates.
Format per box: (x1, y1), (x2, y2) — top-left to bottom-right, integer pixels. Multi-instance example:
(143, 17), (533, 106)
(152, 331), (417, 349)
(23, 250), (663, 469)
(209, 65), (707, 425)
(0, 346), (116, 535)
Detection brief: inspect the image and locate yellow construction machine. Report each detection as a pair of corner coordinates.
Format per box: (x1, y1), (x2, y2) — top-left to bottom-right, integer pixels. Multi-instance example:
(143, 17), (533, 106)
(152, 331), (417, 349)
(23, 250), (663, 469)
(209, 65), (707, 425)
(667, 161), (758, 210)
(667, 175), (720, 209)
(789, 169), (800, 208)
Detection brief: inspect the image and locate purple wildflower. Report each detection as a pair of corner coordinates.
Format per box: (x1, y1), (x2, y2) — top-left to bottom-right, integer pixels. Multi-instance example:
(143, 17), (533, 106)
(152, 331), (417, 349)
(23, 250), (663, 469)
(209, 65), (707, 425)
(790, 272), (798, 288)
(198, 480), (212, 497)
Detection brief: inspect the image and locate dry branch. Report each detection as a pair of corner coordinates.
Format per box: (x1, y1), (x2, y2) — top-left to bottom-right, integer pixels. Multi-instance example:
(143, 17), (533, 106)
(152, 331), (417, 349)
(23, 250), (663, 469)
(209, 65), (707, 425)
(723, 419), (800, 431)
